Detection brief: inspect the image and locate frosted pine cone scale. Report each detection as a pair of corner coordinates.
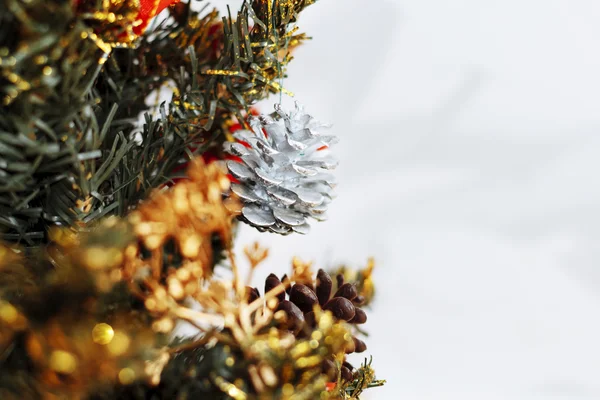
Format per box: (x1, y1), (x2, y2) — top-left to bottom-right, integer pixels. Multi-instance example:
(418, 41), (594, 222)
(224, 104), (338, 235)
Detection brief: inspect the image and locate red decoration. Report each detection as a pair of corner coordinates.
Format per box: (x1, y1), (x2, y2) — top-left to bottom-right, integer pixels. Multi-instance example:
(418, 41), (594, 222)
(134, 0), (181, 35)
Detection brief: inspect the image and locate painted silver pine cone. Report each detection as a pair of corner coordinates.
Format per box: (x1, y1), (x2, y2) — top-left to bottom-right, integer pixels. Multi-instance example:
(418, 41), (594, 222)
(224, 103), (338, 234)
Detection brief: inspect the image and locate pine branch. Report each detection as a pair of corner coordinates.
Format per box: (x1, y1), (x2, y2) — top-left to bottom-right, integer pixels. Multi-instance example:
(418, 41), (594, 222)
(0, 0), (110, 245)
(0, 0), (316, 244)
(73, 0), (317, 231)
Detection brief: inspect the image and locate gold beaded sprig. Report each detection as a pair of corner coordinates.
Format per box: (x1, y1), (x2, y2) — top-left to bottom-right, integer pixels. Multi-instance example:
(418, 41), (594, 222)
(128, 158), (239, 278)
(164, 243), (357, 400)
(62, 159), (241, 332)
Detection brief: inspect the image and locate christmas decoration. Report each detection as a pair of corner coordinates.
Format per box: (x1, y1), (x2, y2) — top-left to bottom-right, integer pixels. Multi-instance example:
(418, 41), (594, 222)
(252, 260), (373, 384)
(0, 0), (310, 244)
(135, 0), (182, 35)
(225, 104), (338, 234)
(0, 0), (385, 398)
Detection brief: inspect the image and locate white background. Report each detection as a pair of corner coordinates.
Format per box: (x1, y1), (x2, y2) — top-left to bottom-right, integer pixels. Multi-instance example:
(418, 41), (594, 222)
(212, 1), (600, 398)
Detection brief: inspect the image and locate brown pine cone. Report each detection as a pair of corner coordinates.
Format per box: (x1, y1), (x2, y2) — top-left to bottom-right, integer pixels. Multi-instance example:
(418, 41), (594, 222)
(260, 269), (369, 382)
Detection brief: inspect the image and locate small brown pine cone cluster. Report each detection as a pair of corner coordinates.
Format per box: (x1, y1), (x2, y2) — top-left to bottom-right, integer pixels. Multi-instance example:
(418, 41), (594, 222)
(248, 269), (368, 382)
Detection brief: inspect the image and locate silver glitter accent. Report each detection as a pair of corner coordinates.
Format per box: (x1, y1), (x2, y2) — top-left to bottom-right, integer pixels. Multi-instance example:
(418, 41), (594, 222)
(224, 103), (338, 235)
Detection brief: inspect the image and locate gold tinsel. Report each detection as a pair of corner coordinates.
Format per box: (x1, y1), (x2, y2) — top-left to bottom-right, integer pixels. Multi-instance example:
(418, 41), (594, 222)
(74, 0), (142, 48)
(0, 244), (165, 399)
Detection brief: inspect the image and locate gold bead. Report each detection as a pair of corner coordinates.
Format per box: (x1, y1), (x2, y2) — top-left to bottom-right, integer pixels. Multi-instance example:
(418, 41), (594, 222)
(49, 350), (78, 375)
(0, 302), (18, 324)
(152, 317), (174, 333)
(167, 277), (184, 300)
(180, 234), (201, 258)
(107, 331), (130, 356)
(175, 267), (191, 281)
(92, 323), (114, 345)
(118, 368), (136, 385)
(282, 383), (294, 396)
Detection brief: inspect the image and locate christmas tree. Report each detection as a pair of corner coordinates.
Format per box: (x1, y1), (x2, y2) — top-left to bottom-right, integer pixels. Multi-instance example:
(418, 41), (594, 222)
(0, 0), (384, 398)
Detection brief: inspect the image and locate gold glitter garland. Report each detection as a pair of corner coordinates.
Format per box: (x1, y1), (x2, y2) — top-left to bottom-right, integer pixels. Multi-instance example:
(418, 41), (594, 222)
(0, 245), (166, 398)
(74, 0), (141, 48)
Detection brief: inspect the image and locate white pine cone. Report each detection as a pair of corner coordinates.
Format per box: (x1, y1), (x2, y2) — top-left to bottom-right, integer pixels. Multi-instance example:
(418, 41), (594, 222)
(224, 103), (338, 234)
